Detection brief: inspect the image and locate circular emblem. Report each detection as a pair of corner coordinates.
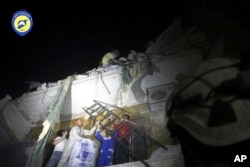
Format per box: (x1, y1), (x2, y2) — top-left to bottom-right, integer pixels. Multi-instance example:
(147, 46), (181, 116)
(11, 10), (33, 36)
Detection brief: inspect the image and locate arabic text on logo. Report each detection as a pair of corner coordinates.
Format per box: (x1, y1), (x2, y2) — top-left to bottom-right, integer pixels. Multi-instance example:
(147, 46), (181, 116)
(11, 10), (33, 37)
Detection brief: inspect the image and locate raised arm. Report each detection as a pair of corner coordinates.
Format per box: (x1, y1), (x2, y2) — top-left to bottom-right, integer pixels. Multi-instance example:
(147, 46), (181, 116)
(53, 130), (68, 145)
(95, 129), (104, 141)
(80, 121), (98, 136)
(124, 119), (137, 126)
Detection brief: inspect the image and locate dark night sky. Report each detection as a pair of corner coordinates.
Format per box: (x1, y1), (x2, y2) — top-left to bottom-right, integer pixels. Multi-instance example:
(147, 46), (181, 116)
(0, 1), (181, 98)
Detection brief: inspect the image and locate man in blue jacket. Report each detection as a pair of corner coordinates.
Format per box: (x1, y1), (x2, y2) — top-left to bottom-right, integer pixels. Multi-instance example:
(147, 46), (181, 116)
(95, 122), (118, 167)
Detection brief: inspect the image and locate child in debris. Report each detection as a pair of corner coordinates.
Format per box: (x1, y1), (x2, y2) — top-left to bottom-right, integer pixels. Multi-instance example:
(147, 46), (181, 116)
(45, 129), (68, 167)
(95, 122), (118, 167)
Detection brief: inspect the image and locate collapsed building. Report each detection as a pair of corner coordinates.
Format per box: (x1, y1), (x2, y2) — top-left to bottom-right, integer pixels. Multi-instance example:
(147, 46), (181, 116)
(0, 13), (249, 167)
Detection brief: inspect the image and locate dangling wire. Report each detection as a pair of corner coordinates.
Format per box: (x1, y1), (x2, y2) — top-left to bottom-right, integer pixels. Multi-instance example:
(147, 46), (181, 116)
(178, 63), (239, 94)
(167, 63), (239, 117)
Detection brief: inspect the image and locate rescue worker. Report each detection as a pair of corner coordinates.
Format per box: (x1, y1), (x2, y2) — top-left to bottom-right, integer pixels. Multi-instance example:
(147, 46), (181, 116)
(57, 118), (98, 167)
(45, 129), (68, 167)
(111, 114), (136, 164)
(101, 49), (120, 71)
(95, 122), (118, 167)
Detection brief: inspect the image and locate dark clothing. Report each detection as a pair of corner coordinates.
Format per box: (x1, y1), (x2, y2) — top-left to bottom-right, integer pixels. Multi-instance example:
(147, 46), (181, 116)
(113, 138), (129, 164)
(112, 119), (136, 164)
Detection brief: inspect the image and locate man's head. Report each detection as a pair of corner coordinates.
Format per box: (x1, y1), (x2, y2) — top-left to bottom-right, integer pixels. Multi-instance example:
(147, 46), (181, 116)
(57, 129), (66, 136)
(121, 114), (130, 120)
(112, 49), (119, 58)
(105, 129), (114, 137)
(166, 57), (250, 166)
(75, 118), (83, 127)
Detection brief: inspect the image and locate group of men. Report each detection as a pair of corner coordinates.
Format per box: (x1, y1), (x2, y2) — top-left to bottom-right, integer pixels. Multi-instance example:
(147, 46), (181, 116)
(47, 50), (250, 167)
(46, 113), (136, 167)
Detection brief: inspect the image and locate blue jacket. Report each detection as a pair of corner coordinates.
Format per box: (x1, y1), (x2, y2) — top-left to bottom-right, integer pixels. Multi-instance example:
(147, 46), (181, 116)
(95, 130), (118, 167)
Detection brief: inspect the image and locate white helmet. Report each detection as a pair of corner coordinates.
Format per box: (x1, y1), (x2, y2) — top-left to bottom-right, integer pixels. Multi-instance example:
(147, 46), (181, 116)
(167, 57), (250, 146)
